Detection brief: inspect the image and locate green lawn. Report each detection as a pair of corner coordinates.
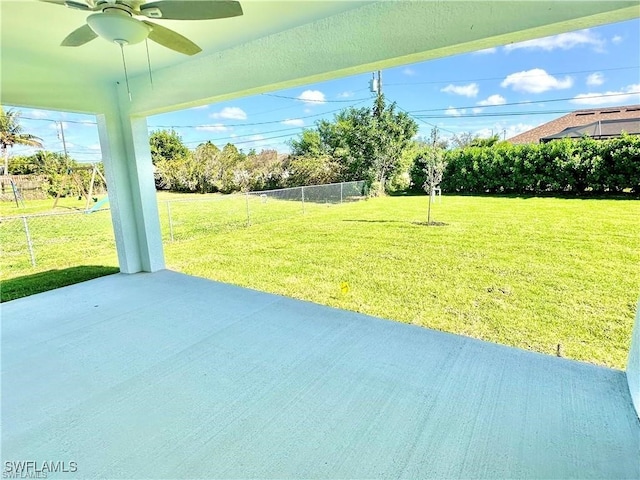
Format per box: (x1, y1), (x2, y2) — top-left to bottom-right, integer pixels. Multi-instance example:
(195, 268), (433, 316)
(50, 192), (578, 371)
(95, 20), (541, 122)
(2, 193), (638, 369)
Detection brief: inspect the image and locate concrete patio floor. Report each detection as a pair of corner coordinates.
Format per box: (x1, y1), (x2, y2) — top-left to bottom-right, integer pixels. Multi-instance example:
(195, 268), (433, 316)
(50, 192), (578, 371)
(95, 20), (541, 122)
(2, 270), (638, 479)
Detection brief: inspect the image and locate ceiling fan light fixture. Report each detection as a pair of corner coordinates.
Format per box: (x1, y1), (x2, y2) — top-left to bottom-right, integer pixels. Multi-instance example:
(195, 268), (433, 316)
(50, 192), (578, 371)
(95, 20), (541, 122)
(87, 11), (151, 45)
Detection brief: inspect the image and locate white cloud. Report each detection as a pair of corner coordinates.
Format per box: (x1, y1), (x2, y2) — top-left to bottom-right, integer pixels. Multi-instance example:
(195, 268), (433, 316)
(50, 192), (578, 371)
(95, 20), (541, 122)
(504, 29), (605, 52)
(250, 134), (265, 141)
(210, 107), (247, 120)
(402, 67), (417, 76)
(586, 72), (605, 86)
(472, 107), (484, 114)
(445, 107), (466, 117)
(281, 118), (304, 127)
(570, 84), (640, 106)
(504, 123), (536, 139)
(441, 83), (479, 98)
(196, 123), (229, 132)
(477, 94), (506, 106)
(501, 68), (573, 94)
(474, 123), (535, 140)
(297, 90), (326, 104)
(474, 47), (497, 55)
(337, 91), (353, 99)
(304, 108), (313, 114)
(29, 109), (52, 119)
(611, 35), (623, 44)
(88, 143), (101, 150)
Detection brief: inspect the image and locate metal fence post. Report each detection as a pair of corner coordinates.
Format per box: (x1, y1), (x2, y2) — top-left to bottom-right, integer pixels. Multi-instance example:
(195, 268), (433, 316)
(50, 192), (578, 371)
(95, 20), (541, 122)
(21, 216), (36, 267)
(245, 192), (251, 226)
(301, 186), (305, 214)
(166, 201), (175, 242)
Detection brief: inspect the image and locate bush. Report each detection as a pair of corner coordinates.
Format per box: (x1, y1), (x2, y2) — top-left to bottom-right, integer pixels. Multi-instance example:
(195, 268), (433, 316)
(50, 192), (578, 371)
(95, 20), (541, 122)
(437, 135), (640, 194)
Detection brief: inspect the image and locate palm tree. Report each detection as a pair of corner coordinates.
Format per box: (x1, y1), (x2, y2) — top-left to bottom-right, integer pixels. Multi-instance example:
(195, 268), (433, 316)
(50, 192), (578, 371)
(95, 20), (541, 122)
(0, 106), (44, 176)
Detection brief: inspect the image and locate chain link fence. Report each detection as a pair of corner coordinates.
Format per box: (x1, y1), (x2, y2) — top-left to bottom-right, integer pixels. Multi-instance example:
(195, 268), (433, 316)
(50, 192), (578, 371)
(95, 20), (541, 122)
(1, 181), (366, 272)
(0, 209), (117, 274)
(160, 181), (366, 241)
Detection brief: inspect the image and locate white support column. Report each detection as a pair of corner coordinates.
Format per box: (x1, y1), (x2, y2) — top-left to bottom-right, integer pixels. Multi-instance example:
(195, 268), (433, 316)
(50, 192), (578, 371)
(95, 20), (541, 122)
(627, 301), (640, 419)
(97, 103), (165, 274)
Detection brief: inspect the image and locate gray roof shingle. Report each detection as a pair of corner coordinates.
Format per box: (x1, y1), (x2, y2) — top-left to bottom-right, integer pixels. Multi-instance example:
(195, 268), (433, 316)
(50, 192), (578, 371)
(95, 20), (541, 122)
(508, 105), (640, 144)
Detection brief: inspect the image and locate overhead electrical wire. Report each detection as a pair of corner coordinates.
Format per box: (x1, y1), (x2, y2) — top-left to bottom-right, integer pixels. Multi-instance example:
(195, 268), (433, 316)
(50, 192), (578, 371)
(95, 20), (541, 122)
(19, 116), (98, 125)
(414, 109), (584, 119)
(383, 65), (640, 87)
(260, 92), (372, 103)
(182, 125), (307, 146)
(14, 72), (639, 153)
(18, 90), (638, 133)
(148, 98), (371, 129)
(391, 101), (458, 135)
(407, 91), (640, 114)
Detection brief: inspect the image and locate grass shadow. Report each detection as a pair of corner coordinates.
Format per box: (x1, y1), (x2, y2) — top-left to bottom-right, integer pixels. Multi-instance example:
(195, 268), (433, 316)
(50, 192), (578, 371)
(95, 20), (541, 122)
(1, 265), (120, 302)
(436, 192), (640, 201)
(342, 219), (408, 224)
(412, 221), (449, 227)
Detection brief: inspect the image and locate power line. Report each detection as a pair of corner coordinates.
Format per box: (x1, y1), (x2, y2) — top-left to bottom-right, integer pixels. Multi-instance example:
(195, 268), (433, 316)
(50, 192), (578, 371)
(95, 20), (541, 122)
(383, 65), (640, 87)
(392, 102), (458, 135)
(261, 93), (371, 103)
(148, 99), (371, 129)
(407, 91), (640, 113)
(182, 125), (307, 146)
(415, 109), (575, 119)
(20, 116), (98, 125)
(226, 132), (305, 146)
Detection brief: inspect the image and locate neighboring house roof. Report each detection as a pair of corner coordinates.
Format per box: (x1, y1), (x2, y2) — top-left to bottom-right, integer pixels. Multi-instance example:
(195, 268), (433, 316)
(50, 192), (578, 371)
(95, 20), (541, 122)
(540, 118), (640, 142)
(508, 105), (640, 144)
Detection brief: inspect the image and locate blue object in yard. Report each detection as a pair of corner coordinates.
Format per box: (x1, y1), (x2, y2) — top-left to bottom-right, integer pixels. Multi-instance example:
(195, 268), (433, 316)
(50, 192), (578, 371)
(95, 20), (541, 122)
(87, 195), (109, 213)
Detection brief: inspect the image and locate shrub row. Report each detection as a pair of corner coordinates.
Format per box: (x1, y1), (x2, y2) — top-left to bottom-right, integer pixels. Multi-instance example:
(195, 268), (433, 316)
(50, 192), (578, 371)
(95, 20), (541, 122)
(439, 135), (640, 194)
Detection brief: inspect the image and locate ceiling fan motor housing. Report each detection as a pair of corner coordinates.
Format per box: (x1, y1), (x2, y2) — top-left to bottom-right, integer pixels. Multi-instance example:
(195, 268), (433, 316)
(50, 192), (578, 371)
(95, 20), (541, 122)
(86, 9), (151, 45)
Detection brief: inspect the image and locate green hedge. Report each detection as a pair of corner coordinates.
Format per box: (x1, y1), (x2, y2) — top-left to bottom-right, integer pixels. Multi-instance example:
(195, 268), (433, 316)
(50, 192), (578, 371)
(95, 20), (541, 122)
(439, 135), (640, 194)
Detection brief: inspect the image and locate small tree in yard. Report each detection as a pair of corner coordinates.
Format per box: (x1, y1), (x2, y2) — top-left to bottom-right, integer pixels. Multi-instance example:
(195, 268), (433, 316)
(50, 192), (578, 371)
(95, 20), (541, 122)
(421, 128), (446, 224)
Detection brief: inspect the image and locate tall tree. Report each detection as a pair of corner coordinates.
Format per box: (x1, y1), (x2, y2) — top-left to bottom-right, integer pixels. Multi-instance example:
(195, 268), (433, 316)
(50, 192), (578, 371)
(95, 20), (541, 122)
(469, 134), (501, 148)
(289, 129), (325, 158)
(450, 131), (477, 149)
(193, 141), (221, 193)
(370, 97), (419, 192)
(149, 129), (189, 165)
(293, 95), (418, 193)
(0, 106), (44, 175)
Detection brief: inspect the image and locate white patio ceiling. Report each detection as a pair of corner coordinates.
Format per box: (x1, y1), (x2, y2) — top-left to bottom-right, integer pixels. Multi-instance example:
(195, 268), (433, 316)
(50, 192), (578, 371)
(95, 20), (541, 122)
(2, 1), (640, 116)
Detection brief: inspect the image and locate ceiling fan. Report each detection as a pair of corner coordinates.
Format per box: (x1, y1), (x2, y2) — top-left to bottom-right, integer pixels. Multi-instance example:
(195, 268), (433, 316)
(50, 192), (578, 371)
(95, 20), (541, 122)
(39, 0), (244, 56)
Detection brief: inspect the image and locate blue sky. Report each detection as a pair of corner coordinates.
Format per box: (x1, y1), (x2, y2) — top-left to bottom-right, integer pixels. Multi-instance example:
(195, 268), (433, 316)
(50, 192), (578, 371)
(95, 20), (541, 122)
(11, 18), (640, 163)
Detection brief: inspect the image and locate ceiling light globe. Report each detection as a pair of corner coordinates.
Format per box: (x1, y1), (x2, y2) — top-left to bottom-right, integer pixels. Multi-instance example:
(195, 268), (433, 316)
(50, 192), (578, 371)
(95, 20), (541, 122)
(87, 12), (151, 45)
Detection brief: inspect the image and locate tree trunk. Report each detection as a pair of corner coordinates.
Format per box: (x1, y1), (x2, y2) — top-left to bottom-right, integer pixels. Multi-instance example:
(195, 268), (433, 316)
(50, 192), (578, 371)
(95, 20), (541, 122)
(2, 145), (9, 175)
(1, 145), (9, 193)
(427, 187), (433, 224)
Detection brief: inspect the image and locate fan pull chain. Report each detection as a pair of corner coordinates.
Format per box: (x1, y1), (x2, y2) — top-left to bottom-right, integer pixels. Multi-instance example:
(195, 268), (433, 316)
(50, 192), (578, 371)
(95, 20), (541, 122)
(119, 42), (132, 101)
(145, 39), (154, 89)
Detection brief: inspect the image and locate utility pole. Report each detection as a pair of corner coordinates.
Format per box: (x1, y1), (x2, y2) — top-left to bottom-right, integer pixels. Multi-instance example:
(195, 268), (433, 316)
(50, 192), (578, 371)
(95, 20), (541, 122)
(58, 121), (69, 160)
(372, 70), (383, 117)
